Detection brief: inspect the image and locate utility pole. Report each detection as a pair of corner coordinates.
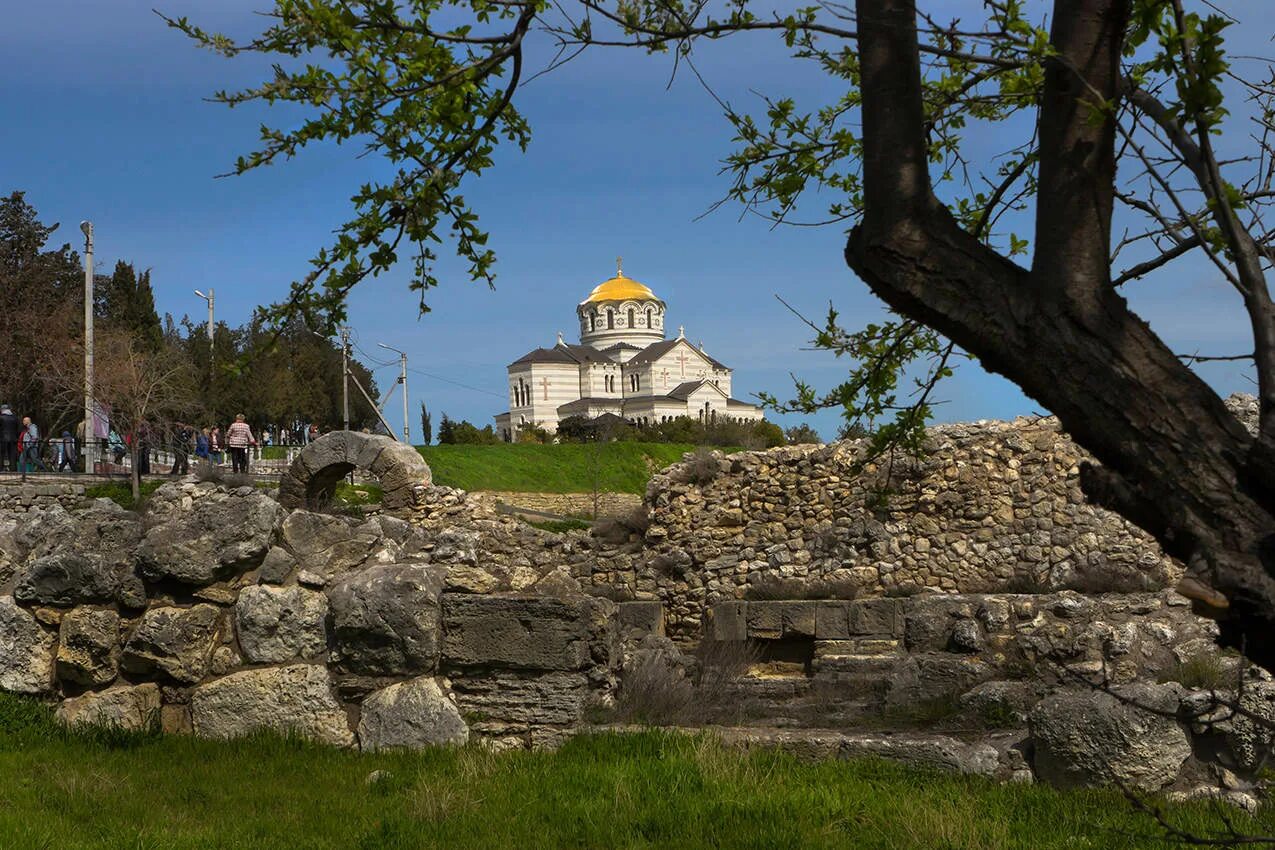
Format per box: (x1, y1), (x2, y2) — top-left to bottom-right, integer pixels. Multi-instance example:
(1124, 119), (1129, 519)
(79, 221), (95, 474)
(377, 343), (410, 444)
(340, 326), (350, 431)
(193, 289), (214, 343)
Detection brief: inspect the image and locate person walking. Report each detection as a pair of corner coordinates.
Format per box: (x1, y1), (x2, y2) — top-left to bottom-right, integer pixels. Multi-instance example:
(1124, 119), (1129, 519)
(20, 417), (47, 473)
(57, 431), (77, 472)
(209, 426), (224, 466)
(0, 405), (18, 472)
(195, 427), (210, 463)
(171, 422), (192, 476)
(226, 414), (256, 474)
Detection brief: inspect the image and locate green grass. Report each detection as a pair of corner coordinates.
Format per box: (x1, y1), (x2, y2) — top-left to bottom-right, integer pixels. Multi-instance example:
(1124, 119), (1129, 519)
(524, 517), (593, 533)
(417, 442), (705, 494)
(260, 446), (288, 460)
(334, 482), (384, 505)
(0, 693), (1263, 850)
(83, 479), (165, 509)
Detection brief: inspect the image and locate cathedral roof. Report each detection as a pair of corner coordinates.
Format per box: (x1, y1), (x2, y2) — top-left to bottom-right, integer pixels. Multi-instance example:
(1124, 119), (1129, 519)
(581, 270), (662, 305)
(511, 343), (604, 366)
(627, 338), (728, 371)
(667, 380), (729, 401)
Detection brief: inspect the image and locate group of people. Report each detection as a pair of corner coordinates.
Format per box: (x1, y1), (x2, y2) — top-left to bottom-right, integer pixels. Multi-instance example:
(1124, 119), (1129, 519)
(0, 404), (75, 473)
(0, 410), (263, 477)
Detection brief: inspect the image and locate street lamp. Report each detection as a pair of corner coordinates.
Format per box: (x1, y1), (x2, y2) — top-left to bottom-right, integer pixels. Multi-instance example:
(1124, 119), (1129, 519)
(193, 289), (214, 343)
(378, 343), (410, 444)
(80, 221), (95, 474)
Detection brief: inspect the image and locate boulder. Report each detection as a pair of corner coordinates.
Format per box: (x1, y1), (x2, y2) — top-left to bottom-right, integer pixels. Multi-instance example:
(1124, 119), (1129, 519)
(1029, 683), (1190, 791)
(280, 512), (383, 584)
(257, 546), (297, 585)
(56, 683), (160, 731)
(357, 677), (468, 750)
(0, 595), (56, 694)
(138, 492), (283, 585)
(120, 605), (220, 683)
(11, 503), (144, 608)
(328, 564), (445, 675)
(189, 664), (354, 746)
(442, 594), (616, 672)
(56, 608), (121, 687)
(235, 584), (327, 663)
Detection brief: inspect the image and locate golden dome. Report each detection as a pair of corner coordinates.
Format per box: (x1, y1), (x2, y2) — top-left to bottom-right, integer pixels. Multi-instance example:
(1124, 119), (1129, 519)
(581, 271), (660, 305)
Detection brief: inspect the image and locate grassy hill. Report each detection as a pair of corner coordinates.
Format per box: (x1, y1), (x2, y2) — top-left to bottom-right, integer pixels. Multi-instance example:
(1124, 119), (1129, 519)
(418, 442), (699, 494)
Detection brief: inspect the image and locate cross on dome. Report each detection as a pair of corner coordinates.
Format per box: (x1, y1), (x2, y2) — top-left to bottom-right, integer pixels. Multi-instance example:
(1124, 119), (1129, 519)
(616, 256), (623, 278)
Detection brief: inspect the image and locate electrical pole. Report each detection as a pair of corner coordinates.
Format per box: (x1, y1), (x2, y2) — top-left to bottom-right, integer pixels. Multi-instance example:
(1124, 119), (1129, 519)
(340, 326), (350, 431)
(80, 222), (94, 474)
(377, 343), (410, 444)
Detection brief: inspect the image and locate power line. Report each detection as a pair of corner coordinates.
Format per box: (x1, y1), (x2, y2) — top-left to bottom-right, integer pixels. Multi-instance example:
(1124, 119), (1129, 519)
(407, 366), (505, 398)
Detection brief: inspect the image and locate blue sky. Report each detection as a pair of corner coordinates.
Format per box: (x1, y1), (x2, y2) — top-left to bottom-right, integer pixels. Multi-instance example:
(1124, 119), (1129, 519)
(1, 1), (1258, 442)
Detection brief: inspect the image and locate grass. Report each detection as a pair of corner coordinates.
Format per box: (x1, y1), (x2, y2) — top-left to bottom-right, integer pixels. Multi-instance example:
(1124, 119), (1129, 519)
(83, 479), (165, 510)
(0, 693), (1268, 850)
(417, 442), (708, 494)
(334, 482), (385, 505)
(524, 517), (593, 533)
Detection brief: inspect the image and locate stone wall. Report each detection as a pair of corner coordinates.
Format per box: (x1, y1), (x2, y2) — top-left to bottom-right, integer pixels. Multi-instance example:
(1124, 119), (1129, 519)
(488, 491), (642, 519)
(620, 417), (1182, 640)
(0, 476), (89, 514)
(0, 481), (618, 750)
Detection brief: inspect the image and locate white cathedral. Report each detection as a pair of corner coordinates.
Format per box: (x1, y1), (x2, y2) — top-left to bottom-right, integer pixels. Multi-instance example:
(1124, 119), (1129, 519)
(495, 263), (764, 440)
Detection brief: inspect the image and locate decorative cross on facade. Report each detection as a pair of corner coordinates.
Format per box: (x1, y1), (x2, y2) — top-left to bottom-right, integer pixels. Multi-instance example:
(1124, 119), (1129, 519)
(542, 377), (550, 401)
(661, 369), (669, 388)
(676, 350), (689, 377)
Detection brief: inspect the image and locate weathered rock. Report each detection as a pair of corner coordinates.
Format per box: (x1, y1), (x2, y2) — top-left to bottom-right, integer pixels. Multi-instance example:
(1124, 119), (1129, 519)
(190, 664), (354, 746)
(1029, 683), (1190, 791)
(0, 595), (56, 694)
(56, 608), (121, 687)
(56, 683), (160, 731)
(120, 605), (220, 683)
(328, 564), (445, 675)
(716, 728), (1000, 776)
(280, 511), (383, 583)
(450, 671), (591, 726)
(442, 594), (616, 672)
(257, 546), (297, 585)
(11, 503), (144, 608)
(357, 677), (468, 750)
(138, 492), (283, 585)
(235, 584), (327, 663)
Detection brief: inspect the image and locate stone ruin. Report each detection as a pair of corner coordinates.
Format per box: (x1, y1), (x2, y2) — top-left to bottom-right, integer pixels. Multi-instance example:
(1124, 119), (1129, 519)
(0, 394), (1270, 808)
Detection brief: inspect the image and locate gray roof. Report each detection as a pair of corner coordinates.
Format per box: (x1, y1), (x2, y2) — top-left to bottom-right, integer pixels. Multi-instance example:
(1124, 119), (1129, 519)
(511, 342), (605, 367)
(667, 379), (729, 401)
(627, 338), (728, 371)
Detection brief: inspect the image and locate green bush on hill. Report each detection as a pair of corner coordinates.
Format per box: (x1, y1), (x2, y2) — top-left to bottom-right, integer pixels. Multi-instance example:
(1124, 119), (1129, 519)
(419, 442), (704, 494)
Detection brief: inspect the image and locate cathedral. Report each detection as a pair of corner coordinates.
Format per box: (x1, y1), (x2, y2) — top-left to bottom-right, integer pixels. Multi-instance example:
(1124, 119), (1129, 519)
(495, 263), (764, 440)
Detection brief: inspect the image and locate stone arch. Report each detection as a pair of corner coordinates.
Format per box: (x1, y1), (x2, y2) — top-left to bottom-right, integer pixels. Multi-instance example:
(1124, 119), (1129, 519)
(278, 431), (432, 512)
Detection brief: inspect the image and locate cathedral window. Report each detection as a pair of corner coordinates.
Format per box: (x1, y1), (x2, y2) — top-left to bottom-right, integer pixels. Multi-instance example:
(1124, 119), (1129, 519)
(607, 310), (614, 329)
(646, 308), (652, 328)
(628, 308), (635, 328)
(589, 313), (596, 332)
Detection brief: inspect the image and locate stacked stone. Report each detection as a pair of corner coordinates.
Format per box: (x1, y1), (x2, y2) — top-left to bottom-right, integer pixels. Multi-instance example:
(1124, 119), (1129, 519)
(0, 479), (87, 514)
(0, 478), (618, 750)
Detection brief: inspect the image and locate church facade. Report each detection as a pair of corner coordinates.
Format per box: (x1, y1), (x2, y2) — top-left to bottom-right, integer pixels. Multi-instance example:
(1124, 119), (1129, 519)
(495, 264), (764, 440)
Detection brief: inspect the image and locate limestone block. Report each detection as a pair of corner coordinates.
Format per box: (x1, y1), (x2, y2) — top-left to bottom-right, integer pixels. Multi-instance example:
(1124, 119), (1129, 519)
(56, 683), (160, 731)
(15, 551), (146, 609)
(449, 671), (590, 726)
(745, 601), (784, 639)
(235, 584), (328, 663)
(56, 608), (121, 687)
(781, 602), (817, 637)
(281, 511), (381, 583)
(138, 493), (282, 585)
(190, 664), (354, 746)
(0, 595), (56, 694)
(1029, 683), (1191, 791)
(707, 601), (747, 642)
(357, 677), (468, 751)
(848, 599), (903, 638)
(618, 601), (665, 637)
(257, 546), (297, 585)
(120, 605), (220, 684)
(328, 564), (444, 675)
(441, 594), (612, 672)
(815, 602), (851, 639)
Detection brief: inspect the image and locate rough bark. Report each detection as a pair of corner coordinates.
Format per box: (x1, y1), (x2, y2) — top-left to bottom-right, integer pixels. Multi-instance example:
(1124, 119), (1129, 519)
(847, 0), (1275, 665)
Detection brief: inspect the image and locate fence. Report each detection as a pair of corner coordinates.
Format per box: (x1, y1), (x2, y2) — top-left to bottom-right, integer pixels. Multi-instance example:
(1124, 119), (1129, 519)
(0, 440), (303, 478)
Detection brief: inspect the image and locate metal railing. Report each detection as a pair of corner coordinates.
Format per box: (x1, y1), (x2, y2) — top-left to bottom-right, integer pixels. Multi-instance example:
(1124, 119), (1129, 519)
(0, 440), (304, 477)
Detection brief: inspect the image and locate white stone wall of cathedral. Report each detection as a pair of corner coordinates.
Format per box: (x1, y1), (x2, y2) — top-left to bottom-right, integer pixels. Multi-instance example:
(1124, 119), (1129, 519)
(524, 363), (581, 431)
(578, 299), (666, 349)
(582, 362), (622, 398)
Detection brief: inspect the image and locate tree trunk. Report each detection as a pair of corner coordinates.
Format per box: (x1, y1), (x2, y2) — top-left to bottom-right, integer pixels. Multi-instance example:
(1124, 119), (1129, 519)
(848, 0), (1275, 666)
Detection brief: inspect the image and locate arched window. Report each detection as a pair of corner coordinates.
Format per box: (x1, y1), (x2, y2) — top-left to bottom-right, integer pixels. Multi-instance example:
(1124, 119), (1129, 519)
(607, 310), (614, 329)
(646, 309), (652, 328)
(628, 308), (635, 328)
(589, 313), (596, 332)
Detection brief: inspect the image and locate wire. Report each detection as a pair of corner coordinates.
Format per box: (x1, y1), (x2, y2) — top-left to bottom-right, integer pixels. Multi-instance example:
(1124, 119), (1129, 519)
(407, 366), (506, 398)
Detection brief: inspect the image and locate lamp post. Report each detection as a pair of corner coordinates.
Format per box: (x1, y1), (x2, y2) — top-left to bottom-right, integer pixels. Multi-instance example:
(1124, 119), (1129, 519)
(80, 221), (95, 474)
(378, 343), (409, 444)
(193, 289), (214, 343)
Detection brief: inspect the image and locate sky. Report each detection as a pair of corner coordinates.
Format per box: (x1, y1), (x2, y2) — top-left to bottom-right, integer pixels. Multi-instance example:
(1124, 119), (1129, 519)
(1, 1), (1260, 442)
